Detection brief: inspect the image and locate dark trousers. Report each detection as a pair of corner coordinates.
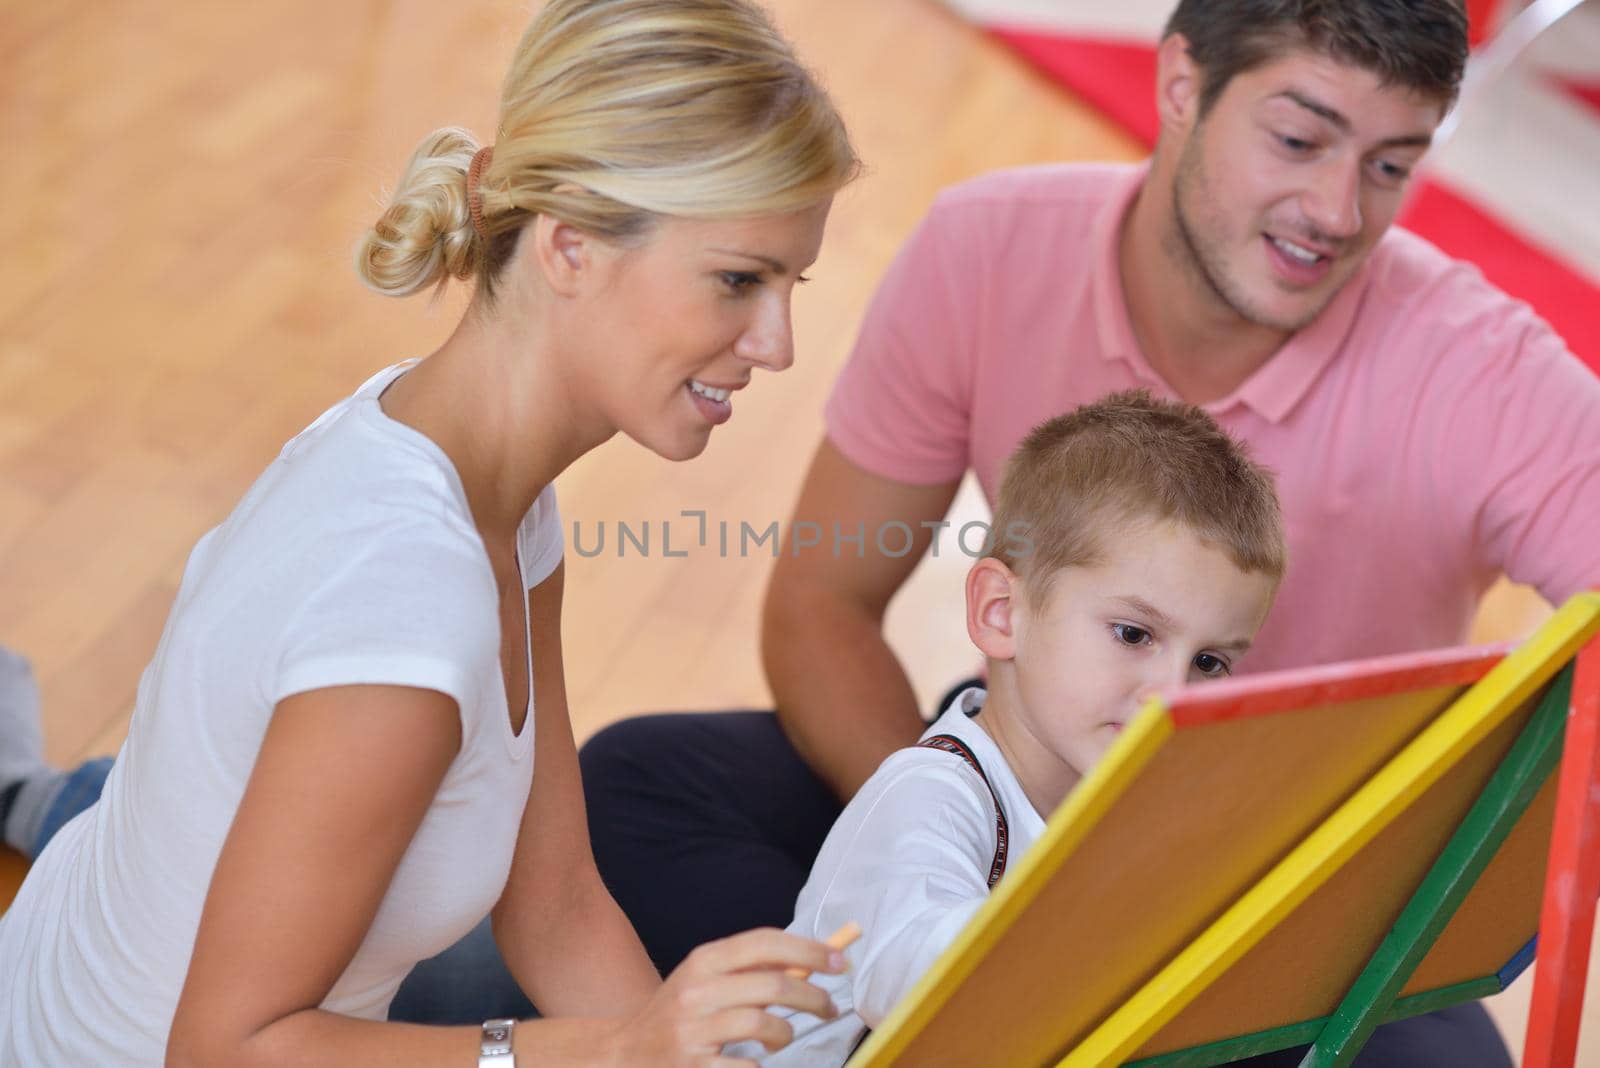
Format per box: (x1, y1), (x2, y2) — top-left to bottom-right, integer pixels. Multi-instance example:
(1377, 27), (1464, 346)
(578, 708), (1513, 1067)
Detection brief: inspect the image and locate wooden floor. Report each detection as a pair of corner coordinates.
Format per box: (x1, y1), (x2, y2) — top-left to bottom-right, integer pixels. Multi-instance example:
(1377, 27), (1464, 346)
(0, 0), (1588, 1060)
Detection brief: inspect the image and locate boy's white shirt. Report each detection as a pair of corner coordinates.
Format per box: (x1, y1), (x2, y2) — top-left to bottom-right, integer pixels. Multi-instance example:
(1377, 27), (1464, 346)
(732, 687), (1048, 1065)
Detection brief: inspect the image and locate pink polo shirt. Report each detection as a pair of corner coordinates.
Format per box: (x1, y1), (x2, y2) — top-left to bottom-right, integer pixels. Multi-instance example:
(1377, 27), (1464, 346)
(826, 164), (1600, 674)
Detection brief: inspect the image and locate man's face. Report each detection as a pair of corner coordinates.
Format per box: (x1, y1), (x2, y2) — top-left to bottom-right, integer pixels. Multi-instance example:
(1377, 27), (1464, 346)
(1167, 48), (1445, 332)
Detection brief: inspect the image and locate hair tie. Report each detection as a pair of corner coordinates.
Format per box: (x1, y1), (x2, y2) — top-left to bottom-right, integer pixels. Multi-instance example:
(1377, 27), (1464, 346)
(467, 144), (495, 240)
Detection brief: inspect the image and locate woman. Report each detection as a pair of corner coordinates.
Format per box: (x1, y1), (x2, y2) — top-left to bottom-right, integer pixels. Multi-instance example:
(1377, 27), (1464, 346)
(0, 1), (859, 1064)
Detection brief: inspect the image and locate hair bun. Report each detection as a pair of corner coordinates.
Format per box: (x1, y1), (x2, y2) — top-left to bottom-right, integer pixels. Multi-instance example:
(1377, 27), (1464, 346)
(355, 127), (481, 297)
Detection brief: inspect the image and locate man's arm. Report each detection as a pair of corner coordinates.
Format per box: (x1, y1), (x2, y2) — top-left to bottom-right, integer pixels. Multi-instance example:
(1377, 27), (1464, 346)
(763, 438), (960, 801)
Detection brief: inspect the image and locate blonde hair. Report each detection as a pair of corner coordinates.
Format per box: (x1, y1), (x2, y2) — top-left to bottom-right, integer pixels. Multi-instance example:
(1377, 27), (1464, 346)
(357, 0), (860, 298)
(990, 390), (1286, 596)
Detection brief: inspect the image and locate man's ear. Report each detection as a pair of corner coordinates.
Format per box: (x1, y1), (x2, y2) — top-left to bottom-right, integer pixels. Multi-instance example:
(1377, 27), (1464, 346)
(966, 557), (1020, 661)
(1155, 33), (1202, 137)
(527, 213), (593, 297)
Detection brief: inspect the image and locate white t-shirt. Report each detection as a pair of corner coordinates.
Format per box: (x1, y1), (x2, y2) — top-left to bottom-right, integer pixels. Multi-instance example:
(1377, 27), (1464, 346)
(732, 688), (1047, 1066)
(0, 362), (563, 1067)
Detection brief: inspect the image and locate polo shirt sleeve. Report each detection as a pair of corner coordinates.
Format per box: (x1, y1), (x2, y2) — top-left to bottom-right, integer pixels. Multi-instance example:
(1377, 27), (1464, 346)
(800, 756), (998, 1028)
(1435, 307), (1600, 602)
(823, 196), (981, 486)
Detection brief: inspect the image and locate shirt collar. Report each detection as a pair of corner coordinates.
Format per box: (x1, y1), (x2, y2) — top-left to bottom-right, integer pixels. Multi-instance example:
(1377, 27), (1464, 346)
(949, 686), (987, 718)
(1090, 164), (1368, 425)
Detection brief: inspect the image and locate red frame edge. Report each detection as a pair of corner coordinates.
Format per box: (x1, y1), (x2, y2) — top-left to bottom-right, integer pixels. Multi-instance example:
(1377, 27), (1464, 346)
(1166, 644), (1508, 729)
(1524, 632), (1600, 1068)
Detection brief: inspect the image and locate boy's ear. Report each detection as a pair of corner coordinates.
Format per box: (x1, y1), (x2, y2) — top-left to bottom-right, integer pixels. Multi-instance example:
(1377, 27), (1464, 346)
(1155, 32), (1202, 137)
(966, 557), (1020, 661)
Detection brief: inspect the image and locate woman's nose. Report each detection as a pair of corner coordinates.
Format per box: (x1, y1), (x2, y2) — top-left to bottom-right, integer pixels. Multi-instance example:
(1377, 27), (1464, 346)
(734, 294), (795, 371)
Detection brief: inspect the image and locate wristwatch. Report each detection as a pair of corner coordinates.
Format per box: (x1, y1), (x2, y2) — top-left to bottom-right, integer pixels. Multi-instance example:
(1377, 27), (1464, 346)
(479, 1017), (516, 1066)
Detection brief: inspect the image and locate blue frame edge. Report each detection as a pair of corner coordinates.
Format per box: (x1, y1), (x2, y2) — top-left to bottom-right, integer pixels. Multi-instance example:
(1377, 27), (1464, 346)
(1497, 935), (1539, 989)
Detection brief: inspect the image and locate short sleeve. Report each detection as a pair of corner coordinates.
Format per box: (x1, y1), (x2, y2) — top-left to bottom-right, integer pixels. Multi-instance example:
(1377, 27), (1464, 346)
(1432, 306), (1600, 602)
(517, 483), (564, 590)
(823, 195), (981, 486)
(802, 757), (997, 1027)
(268, 521), (497, 714)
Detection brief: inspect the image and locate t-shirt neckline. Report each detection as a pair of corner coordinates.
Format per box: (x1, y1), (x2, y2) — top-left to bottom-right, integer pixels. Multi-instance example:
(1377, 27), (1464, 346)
(359, 360), (535, 754)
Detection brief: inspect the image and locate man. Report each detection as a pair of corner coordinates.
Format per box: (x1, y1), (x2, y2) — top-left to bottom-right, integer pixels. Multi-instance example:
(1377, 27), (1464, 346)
(580, 0), (1600, 1061)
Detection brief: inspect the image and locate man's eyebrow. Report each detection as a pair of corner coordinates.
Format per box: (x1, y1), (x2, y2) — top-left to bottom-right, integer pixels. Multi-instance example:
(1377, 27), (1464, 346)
(1375, 130), (1434, 151)
(1274, 89), (1434, 150)
(709, 248), (789, 274)
(1277, 89), (1351, 132)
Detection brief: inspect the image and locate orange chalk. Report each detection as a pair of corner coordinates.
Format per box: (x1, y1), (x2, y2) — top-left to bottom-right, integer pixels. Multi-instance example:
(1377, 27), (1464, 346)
(788, 921), (862, 978)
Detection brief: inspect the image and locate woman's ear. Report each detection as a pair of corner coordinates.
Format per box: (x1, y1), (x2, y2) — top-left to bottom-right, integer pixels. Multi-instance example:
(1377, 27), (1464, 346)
(1155, 32), (1202, 137)
(966, 557), (1020, 661)
(527, 213), (592, 297)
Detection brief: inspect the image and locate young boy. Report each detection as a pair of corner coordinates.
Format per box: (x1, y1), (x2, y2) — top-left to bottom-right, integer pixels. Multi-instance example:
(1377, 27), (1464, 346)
(735, 390), (1285, 1064)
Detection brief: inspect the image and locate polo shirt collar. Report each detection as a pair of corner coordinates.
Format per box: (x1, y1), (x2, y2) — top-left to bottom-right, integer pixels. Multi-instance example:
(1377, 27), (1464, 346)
(1090, 163), (1367, 424)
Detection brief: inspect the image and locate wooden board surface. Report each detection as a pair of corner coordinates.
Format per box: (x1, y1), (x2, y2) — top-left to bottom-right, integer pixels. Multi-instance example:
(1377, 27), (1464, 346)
(1135, 698), (1556, 1057)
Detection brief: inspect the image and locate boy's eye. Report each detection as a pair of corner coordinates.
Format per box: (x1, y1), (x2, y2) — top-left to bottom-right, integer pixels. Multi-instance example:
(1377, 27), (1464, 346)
(1111, 623), (1151, 647)
(1193, 653), (1231, 677)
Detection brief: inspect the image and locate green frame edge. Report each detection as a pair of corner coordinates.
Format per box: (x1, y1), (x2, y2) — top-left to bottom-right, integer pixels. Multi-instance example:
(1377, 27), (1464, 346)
(1123, 976), (1504, 1068)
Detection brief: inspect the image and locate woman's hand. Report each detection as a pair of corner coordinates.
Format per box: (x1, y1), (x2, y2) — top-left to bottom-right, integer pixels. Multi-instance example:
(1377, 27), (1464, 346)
(603, 927), (845, 1066)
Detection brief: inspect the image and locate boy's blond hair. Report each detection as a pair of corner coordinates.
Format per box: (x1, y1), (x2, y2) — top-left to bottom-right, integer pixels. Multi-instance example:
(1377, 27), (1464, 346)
(990, 390), (1285, 595)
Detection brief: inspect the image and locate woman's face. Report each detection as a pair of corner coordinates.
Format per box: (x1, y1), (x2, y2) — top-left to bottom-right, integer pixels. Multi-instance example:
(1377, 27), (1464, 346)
(571, 201), (833, 461)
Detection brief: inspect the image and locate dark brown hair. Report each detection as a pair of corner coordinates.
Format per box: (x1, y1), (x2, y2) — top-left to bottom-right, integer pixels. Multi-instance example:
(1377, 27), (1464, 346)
(989, 390), (1285, 596)
(1163, 0), (1469, 117)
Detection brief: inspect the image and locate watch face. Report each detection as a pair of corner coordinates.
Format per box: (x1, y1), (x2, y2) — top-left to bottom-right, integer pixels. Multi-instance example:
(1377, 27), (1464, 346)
(482, 1019), (515, 1057)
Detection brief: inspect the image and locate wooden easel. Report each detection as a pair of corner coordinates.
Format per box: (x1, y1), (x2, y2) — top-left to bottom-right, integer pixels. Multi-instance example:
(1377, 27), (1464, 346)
(849, 592), (1600, 1067)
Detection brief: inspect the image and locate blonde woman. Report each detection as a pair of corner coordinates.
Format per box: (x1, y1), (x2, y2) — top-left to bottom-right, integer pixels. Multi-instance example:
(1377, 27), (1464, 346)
(0, 1), (859, 1064)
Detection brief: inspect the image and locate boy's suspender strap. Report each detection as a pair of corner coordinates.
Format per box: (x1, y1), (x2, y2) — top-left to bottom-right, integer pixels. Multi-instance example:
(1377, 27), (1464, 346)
(842, 734), (1010, 1065)
(917, 734), (1009, 889)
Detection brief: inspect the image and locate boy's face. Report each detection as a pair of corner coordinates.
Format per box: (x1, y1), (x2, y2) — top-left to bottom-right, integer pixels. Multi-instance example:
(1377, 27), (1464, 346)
(1005, 520), (1278, 786)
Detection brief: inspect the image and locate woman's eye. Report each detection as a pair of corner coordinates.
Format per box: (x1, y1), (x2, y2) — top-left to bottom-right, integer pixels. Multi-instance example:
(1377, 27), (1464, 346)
(1111, 623), (1151, 647)
(1277, 134), (1315, 153)
(720, 271), (761, 292)
(1194, 653), (1231, 677)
